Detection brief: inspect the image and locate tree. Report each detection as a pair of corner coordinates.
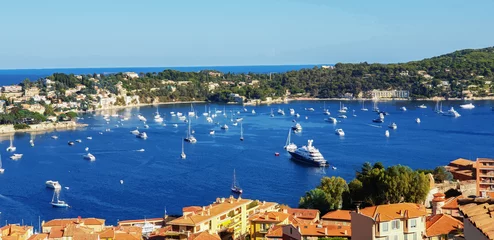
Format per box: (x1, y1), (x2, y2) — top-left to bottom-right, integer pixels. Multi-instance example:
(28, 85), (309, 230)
(299, 177), (349, 214)
(299, 189), (329, 214)
(66, 111), (78, 120)
(433, 166), (453, 183)
(44, 104), (55, 116)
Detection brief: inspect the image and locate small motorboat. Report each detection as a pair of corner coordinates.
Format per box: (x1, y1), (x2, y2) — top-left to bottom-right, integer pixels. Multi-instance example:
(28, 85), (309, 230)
(418, 104), (427, 109)
(332, 166), (337, 170)
(136, 149), (145, 152)
(68, 141), (75, 146)
(85, 147), (89, 151)
(83, 153), (96, 161)
(209, 130), (215, 135)
(274, 152), (280, 156)
(221, 124), (229, 130)
(130, 129), (140, 135)
(335, 129), (345, 136)
(388, 122), (397, 129)
(87, 136), (92, 140)
(173, 124), (178, 128)
(337, 115), (347, 119)
(385, 130), (390, 137)
(137, 132), (148, 139)
(326, 117), (337, 124)
(75, 139), (82, 143)
(10, 154), (23, 160)
(400, 106), (407, 111)
(51, 136), (58, 139)
(460, 103), (475, 109)
(120, 180), (124, 184)
(416, 118), (421, 123)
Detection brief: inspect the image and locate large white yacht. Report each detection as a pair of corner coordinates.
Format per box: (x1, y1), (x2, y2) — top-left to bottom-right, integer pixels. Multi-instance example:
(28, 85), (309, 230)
(288, 140), (328, 167)
(460, 103), (475, 109)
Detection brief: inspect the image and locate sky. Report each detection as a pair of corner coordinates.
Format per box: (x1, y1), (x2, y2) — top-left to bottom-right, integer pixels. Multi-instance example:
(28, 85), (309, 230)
(0, 0), (493, 69)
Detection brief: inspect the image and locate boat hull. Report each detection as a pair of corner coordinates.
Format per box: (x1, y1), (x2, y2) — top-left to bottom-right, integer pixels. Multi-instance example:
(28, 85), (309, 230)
(288, 152), (328, 167)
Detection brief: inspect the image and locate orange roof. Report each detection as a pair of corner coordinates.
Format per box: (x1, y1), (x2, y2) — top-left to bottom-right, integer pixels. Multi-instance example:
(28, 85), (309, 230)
(285, 208), (319, 220)
(2, 236), (17, 240)
(49, 226), (64, 238)
(98, 228), (115, 238)
(450, 158), (474, 166)
(296, 224), (351, 237)
(169, 197), (252, 226)
(433, 193), (445, 197)
(266, 225), (283, 238)
(426, 214), (463, 237)
(27, 233), (48, 240)
(359, 203), (427, 222)
(249, 212), (290, 223)
(115, 232), (141, 240)
(321, 210), (351, 221)
(0, 224), (34, 236)
(183, 206), (203, 213)
(442, 196), (464, 210)
(118, 218), (163, 225)
(73, 232), (99, 240)
(432, 197), (446, 202)
(43, 218), (105, 227)
(189, 231), (221, 240)
(459, 202), (494, 239)
(83, 218), (105, 225)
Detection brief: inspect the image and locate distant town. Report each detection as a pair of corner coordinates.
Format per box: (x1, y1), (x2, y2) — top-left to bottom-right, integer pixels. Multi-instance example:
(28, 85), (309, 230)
(1, 157), (493, 240)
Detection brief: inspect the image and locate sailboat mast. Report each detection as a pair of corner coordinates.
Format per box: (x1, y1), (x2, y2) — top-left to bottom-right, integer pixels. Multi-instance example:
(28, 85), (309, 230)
(232, 169), (236, 188)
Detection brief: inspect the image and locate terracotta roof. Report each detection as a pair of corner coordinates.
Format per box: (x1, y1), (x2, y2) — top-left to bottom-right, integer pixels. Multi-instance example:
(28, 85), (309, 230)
(183, 206), (203, 213)
(43, 218), (105, 227)
(168, 197), (252, 226)
(359, 203), (427, 222)
(426, 214), (463, 237)
(98, 228), (115, 238)
(459, 202), (494, 239)
(27, 234), (48, 240)
(115, 232), (141, 240)
(249, 212), (290, 223)
(449, 158), (474, 166)
(296, 224), (351, 237)
(27, 233), (49, 240)
(189, 231), (221, 240)
(321, 210), (351, 221)
(73, 233), (99, 240)
(265, 225), (283, 238)
(285, 208), (319, 220)
(2, 236), (17, 240)
(0, 224), (34, 236)
(118, 218), (163, 225)
(432, 197), (446, 202)
(83, 218), (105, 225)
(442, 196), (464, 210)
(48, 226), (64, 238)
(433, 193), (445, 197)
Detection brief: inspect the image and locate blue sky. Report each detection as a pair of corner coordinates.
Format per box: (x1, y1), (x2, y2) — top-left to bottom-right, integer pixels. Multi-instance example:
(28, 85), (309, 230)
(0, 0), (493, 69)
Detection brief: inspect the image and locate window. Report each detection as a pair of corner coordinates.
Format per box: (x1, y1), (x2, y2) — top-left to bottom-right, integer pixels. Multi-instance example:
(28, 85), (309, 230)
(410, 219), (417, 228)
(392, 220), (400, 230)
(394, 235), (398, 240)
(413, 232), (417, 240)
(382, 222), (389, 232)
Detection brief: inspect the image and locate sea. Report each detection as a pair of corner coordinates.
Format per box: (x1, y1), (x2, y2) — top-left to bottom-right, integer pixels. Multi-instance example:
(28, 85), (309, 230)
(0, 101), (494, 227)
(0, 66), (493, 227)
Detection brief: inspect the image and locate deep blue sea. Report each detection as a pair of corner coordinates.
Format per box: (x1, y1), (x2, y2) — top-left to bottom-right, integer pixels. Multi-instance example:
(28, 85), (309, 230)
(0, 101), (493, 227)
(0, 65), (323, 85)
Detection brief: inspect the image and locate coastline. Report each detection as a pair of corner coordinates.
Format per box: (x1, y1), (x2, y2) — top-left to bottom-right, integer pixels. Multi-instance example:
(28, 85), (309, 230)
(0, 121), (88, 135)
(79, 100), (207, 113)
(287, 96), (494, 102)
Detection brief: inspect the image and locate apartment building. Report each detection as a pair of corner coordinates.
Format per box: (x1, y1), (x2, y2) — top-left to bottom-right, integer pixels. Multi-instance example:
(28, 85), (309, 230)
(351, 203), (426, 240)
(476, 158), (494, 198)
(249, 212), (291, 240)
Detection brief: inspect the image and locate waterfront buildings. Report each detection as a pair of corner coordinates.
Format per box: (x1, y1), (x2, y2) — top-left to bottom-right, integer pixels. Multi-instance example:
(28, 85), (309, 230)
(0, 224), (34, 240)
(370, 90), (410, 99)
(350, 203), (427, 240)
(446, 158), (477, 181)
(476, 158), (494, 198)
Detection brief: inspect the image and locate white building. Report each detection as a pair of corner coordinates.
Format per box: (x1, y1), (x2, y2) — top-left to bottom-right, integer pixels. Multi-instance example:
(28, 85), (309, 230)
(370, 90), (409, 99)
(123, 72), (139, 79)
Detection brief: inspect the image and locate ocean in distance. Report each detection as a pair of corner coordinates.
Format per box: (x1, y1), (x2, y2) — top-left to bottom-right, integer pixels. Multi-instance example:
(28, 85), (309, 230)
(0, 100), (493, 226)
(0, 65), (325, 85)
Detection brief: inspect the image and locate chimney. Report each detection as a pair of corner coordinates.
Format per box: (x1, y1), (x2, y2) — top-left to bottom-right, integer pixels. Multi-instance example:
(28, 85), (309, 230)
(324, 228), (327, 235)
(344, 230), (348, 235)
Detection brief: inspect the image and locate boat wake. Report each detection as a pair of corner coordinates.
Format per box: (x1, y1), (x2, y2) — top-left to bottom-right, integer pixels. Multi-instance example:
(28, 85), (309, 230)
(367, 124), (383, 128)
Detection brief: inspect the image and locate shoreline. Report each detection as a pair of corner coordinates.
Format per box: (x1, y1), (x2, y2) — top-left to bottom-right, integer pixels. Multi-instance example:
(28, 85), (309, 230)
(287, 97), (494, 102)
(0, 121), (88, 135)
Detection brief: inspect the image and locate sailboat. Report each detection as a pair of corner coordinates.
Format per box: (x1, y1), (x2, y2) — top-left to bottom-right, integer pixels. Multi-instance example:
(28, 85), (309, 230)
(181, 139), (186, 159)
(188, 104), (195, 117)
(270, 109), (274, 117)
(30, 133), (35, 147)
(323, 102), (330, 115)
(6, 135), (16, 152)
(361, 100), (369, 111)
(373, 101), (379, 112)
(50, 189), (69, 208)
(0, 154), (5, 173)
(231, 169), (243, 194)
(223, 106), (227, 117)
(184, 118), (197, 143)
(338, 102), (347, 113)
(154, 107), (164, 122)
(240, 123), (244, 141)
(284, 129), (297, 152)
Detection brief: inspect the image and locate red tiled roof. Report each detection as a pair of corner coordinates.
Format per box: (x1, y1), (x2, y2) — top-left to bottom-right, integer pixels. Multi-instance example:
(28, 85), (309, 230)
(249, 212), (290, 223)
(118, 218), (163, 225)
(359, 203), (427, 222)
(48, 226), (64, 238)
(426, 214), (463, 237)
(296, 224), (351, 237)
(321, 210), (351, 221)
(442, 196), (464, 210)
(285, 208), (319, 220)
(265, 225), (283, 238)
(432, 197), (446, 202)
(433, 193), (445, 197)
(189, 231), (221, 240)
(27, 233), (48, 240)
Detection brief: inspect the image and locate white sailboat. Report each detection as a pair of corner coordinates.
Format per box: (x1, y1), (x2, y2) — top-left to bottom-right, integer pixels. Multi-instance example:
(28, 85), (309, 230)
(154, 107), (164, 123)
(338, 102), (347, 113)
(240, 122), (244, 141)
(30, 133), (35, 147)
(50, 189), (69, 208)
(6, 135), (16, 152)
(284, 129), (297, 152)
(361, 100), (369, 111)
(181, 139), (186, 159)
(323, 102), (330, 115)
(231, 169), (243, 194)
(0, 154), (4, 173)
(184, 118), (197, 143)
(188, 104), (196, 117)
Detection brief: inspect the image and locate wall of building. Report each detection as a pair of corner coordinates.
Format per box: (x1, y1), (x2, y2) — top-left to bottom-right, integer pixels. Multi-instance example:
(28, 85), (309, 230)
(350, 212), (375, 240)
(463, 218), (489, 240)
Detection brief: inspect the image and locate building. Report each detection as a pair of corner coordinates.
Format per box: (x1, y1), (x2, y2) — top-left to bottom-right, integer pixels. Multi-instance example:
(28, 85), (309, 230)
(458, 198), (494, 240)
(21, 103), (46, 114)
(321, 210), (351, 226)
(0, 224), (34, 240)
(42, 217), (106, 233)
(2, 85), (23, 92)
(441, 195), (464, 218)
(24, 87), (40, 98)
(118, 218), (164, 236)
(351, 203), (427, 240)
(370, 90), (409, 99)
(27, 233), (48, 240)
(167, 196), (257, 240)
(477, 158), (494, 198)
(282, 208), (320, 224)
(265, 225), (301, 240)
(295, 224), (351, 240)
(445, 158), (476, 181)
(249, 212), (291, 240)
(0, 100), (5, 113)
(123, 72), (139, 79)
(424, 214), (463, 240)
(99, 226), (143, 240)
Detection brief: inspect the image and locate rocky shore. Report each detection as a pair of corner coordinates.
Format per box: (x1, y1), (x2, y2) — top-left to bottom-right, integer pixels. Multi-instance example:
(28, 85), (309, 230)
(0, 121), (88, 134)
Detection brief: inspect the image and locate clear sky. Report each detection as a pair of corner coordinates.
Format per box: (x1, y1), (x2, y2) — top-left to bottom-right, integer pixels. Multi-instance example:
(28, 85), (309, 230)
(0, 0), (493, 69)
